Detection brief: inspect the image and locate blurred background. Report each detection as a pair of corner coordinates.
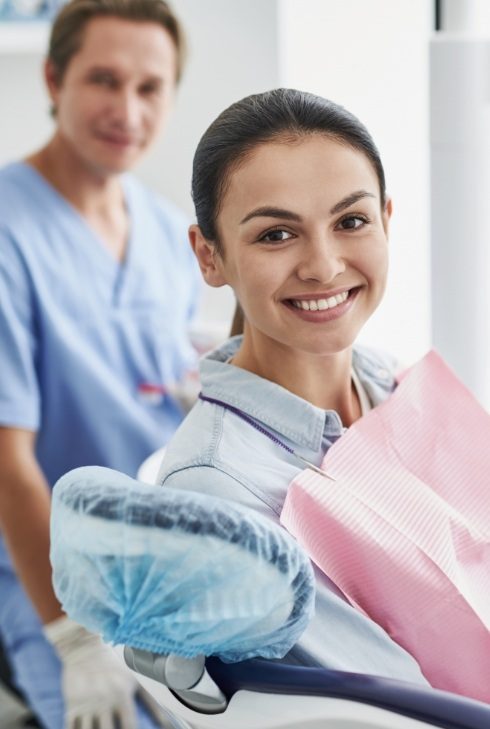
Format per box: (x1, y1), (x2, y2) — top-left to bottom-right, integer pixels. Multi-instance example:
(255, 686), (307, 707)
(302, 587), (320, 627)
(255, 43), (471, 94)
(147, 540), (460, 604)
(1, 0), (490, 404)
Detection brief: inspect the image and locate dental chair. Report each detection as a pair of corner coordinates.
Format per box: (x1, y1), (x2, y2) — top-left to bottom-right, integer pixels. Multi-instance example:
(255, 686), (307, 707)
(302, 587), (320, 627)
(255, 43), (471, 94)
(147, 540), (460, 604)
(50, 467), (490, 729)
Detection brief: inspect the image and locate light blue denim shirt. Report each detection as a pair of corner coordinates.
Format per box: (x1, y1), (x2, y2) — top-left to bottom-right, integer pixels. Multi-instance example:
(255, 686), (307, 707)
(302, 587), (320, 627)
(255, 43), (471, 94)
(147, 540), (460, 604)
(158, 337), (428, 686)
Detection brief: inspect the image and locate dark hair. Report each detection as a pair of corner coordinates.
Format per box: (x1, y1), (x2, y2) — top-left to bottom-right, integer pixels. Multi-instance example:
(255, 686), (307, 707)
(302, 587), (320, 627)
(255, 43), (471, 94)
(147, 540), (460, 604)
(192, 88), (386, 254)
(48, 0), (186, 84)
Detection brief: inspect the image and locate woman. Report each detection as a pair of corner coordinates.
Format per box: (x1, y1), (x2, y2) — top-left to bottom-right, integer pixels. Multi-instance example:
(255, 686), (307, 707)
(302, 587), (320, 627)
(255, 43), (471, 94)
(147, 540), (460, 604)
(157, 88), (428, 685)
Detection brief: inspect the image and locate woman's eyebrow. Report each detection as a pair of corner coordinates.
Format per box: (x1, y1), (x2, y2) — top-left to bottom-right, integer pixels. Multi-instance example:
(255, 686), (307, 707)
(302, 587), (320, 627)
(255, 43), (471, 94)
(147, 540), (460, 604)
(240, 207), (302, 225)
(330, 190), (376, 215)
(240, 192), (376, 225)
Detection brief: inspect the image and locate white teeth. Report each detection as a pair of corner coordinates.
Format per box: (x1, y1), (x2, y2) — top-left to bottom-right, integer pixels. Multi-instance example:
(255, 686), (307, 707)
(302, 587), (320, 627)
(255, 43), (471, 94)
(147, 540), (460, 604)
(291, 291), (349, 311)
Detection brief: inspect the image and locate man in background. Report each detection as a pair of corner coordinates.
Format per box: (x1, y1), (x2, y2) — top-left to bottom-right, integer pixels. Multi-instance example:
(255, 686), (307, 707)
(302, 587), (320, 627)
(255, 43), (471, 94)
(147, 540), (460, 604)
(0, 1), (199, 726)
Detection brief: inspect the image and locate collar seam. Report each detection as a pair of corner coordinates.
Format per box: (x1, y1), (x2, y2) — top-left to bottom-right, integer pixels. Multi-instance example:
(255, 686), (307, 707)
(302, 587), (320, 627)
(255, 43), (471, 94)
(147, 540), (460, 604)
(204, 387), (327, 449)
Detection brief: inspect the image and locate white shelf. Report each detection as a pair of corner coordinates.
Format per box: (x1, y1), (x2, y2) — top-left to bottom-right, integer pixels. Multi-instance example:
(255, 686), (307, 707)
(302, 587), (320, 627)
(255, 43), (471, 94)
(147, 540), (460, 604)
(0, 21), (49, 53)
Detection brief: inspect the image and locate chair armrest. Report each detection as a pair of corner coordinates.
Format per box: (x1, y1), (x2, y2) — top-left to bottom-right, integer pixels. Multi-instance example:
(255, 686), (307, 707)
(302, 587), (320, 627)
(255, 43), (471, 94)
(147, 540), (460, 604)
(206, 658), (490, 729)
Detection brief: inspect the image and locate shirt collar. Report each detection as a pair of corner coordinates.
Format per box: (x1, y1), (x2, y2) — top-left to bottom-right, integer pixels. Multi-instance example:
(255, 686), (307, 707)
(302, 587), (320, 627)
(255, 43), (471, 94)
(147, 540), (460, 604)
(199, 337), (343, 452)
(352, 345), (397, 405)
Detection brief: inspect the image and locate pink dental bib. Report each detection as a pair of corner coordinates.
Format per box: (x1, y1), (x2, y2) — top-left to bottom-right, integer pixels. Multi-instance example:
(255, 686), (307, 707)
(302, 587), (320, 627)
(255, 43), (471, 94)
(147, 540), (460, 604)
(280, 351), (490, 703)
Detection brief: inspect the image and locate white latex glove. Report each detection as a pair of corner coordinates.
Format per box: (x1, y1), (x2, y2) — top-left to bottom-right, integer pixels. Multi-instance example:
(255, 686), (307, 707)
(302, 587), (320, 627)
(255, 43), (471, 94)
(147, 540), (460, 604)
(44, 616), (168, 729)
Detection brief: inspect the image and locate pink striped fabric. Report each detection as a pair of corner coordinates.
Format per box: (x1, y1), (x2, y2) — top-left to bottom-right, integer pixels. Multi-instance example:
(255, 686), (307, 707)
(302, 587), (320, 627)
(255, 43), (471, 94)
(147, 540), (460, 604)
(280, 351), (490, 703)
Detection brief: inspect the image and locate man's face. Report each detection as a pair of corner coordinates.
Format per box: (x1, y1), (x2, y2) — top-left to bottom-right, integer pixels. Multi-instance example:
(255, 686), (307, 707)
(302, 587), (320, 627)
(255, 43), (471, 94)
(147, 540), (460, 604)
(47, 16), (177, 176)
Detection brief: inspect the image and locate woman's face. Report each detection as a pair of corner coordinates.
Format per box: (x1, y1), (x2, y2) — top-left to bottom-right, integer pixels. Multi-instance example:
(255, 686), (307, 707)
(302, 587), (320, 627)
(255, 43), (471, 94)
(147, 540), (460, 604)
(46, 16), (177, 177)
(192, 134), (391, 359)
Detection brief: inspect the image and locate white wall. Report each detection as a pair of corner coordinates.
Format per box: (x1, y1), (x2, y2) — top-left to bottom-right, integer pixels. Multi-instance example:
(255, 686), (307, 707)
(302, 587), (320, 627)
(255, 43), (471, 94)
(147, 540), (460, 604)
(430, 4), (490, 407)
(279, 0), (433, 364)
(442, 0), (490, 32)
(0, 1), (433, 360)
(0, 53), (53, 162)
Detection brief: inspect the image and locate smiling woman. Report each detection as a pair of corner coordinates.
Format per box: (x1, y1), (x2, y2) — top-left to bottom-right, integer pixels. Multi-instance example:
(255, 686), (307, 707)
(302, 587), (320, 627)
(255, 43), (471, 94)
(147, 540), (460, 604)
(156, 89), (427, 684)
(191, 135), (390, 403)
(188, 91), (391, 421)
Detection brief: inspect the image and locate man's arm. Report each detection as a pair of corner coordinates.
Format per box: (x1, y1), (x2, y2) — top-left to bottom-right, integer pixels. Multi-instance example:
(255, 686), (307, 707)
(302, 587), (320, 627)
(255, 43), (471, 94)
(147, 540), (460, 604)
(0, 426), (62, 624)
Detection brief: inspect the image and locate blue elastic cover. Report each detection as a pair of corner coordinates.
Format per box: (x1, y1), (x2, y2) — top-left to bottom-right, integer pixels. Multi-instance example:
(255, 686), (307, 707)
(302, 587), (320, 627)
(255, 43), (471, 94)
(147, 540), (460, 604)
(50, 466), (315, 662)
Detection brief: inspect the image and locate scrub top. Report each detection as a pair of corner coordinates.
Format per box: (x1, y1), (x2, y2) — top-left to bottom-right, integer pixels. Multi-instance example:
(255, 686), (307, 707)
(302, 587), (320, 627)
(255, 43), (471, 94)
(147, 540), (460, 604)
(0, 161), (200, 729)
(0, 161), (200, 485)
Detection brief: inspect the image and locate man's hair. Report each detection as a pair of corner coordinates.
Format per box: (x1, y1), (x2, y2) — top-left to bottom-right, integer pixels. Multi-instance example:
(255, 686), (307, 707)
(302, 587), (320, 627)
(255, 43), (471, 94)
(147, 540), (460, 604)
(48, 0), (185, 84)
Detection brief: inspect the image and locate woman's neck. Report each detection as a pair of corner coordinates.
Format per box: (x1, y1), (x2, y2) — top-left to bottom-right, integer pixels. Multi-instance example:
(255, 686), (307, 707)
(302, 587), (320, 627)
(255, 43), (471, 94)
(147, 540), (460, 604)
(232, 330), (362, 426)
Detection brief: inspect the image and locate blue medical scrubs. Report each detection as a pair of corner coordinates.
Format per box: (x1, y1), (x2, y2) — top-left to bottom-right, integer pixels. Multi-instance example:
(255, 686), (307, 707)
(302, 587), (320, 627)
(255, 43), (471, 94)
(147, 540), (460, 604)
(0, 162), (201, 728)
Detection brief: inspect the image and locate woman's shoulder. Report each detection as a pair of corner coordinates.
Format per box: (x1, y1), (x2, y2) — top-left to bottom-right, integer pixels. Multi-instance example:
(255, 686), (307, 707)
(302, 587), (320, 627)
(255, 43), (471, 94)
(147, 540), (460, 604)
(158, 398), (220, 477)
(156, 406), (274, 517)
(157, 382), (289, 519)
(158, 457), (254, 508)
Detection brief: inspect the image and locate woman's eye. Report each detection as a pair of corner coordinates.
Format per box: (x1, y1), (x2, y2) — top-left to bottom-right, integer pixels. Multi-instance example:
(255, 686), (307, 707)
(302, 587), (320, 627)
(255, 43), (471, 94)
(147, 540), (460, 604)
(259, 229), (294, 243)
(337, 215), (368, 231)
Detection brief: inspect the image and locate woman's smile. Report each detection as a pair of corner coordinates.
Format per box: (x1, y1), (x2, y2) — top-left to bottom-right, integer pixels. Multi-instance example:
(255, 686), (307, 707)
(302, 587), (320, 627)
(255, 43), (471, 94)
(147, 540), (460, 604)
(284, 286), (361, 322)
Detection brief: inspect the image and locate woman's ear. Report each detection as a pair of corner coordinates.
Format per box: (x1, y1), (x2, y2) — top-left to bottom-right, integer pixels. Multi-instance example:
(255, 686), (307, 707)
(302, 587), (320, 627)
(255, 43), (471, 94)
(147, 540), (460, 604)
(382, 196), (393, 236)
(189, 225), (227, 287)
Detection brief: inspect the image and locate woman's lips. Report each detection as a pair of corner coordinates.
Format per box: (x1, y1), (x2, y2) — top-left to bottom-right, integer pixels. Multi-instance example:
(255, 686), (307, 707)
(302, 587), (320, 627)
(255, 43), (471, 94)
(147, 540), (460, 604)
(284, 287), (360, 322)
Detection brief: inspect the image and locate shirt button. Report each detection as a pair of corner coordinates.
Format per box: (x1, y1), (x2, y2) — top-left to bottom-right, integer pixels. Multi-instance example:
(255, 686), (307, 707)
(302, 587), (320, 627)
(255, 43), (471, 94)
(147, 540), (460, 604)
(377, 368), (390, 379)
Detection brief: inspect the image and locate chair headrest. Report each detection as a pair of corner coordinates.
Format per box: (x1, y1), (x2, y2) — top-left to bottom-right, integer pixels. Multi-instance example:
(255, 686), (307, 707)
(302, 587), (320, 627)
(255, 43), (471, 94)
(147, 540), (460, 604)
(51, 466), (315, 663)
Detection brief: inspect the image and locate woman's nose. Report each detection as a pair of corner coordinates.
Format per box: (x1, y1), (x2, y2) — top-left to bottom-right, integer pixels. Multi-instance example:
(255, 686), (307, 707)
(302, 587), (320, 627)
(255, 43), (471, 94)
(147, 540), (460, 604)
(296, 236), (346, 283)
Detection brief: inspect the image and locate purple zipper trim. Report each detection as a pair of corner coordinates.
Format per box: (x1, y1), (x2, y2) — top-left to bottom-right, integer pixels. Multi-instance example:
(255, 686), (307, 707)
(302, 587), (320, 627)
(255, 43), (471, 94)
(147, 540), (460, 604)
(198, 392), (295, 456)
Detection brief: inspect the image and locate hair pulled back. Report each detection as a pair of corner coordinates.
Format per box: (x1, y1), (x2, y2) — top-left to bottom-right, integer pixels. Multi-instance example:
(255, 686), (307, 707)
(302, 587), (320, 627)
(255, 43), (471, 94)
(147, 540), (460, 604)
(192, 88), (386, 252)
